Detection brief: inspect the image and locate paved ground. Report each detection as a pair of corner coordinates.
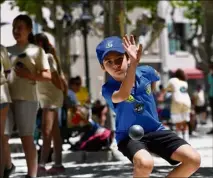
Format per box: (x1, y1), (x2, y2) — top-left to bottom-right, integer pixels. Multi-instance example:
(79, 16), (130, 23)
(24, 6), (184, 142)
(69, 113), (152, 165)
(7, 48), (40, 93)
(9, 135), (213, 178)
(9, 161), (213, 178)
(8, 122), (213, 178)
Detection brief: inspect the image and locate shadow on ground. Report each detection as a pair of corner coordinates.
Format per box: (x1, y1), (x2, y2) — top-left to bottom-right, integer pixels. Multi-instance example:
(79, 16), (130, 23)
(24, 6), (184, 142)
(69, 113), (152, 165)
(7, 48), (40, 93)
(11, 164), (213, 178)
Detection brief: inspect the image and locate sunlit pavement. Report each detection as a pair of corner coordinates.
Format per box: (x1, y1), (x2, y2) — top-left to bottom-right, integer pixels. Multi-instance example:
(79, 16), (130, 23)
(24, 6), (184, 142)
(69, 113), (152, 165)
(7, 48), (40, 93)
(9, 133), (213, 178)
(7, 119), (212, 177)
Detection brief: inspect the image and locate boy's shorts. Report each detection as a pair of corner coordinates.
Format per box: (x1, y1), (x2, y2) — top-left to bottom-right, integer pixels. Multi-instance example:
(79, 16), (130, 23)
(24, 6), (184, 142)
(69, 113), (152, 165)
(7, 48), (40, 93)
(118, 130), (188, 165)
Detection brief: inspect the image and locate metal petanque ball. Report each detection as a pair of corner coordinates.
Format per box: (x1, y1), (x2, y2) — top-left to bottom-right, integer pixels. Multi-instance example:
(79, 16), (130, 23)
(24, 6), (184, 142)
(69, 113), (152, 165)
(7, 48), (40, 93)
(128, 125), (144, 141)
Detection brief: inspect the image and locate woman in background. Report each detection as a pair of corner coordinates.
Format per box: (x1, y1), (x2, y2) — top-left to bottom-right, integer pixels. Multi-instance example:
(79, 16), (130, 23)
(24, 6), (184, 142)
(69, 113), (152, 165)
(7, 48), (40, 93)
(164, 69), (191, 141)
(4, 15), (51, 178)
(35, 33), (66, 176)
(0, 45), (12, 178)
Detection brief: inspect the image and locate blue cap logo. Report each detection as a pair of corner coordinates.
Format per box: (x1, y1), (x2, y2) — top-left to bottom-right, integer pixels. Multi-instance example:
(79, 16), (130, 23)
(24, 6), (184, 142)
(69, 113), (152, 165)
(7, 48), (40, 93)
(106, 41), (113, 48)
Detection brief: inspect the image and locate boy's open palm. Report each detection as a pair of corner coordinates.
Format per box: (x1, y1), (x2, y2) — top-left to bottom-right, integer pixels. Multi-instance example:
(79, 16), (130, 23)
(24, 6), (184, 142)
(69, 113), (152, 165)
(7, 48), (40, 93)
(122, 35), (143, 65)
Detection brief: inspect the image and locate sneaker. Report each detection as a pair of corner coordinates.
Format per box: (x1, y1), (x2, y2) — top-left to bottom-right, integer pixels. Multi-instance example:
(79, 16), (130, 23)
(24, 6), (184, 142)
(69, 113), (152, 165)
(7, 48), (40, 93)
(47, 165), (65, 175)
(207, 129), (213, 135)
(200, 121), (207, 125)
(183, 131), (189, 142)
(25, 175), (36, 178)
(37, 166), (47, 177)
(190, 131), (199, 137)
(4, 163), (15, 178)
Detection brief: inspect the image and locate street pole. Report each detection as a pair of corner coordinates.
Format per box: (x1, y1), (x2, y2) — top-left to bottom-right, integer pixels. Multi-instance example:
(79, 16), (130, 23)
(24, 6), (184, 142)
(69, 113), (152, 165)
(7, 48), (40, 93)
(82, 23), (90, 96)
(157, 1), (170, 86)
(81, 0), (92, 97)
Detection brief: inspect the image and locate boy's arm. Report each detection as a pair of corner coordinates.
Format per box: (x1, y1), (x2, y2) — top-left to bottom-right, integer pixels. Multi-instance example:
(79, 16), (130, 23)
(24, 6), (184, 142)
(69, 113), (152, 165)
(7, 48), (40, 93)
(112, 63), (137, 103)
(112, 35), (142, 103)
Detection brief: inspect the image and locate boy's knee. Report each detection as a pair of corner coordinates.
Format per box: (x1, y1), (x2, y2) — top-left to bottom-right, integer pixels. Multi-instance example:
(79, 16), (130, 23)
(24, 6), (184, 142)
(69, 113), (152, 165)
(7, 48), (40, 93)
(184, 151), (201, 170)
(133, 155), (154, 173)
(189, 152), (201, 169)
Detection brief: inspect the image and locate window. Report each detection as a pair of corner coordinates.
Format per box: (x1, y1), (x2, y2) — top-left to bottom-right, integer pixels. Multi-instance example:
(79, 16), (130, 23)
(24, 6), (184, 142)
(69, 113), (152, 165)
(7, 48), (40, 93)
(168, 22), (191, 53)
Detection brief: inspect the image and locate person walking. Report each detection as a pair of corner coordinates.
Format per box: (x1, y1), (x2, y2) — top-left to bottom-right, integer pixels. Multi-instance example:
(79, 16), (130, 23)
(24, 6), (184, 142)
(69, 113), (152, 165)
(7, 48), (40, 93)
(35, 33), (65, 176)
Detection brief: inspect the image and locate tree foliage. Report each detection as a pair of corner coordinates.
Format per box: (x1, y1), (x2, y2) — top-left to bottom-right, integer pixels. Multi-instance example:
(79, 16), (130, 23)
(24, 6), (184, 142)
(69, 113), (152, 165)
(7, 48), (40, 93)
(1, 0), (212, 72)
(171, 0), (202, 24)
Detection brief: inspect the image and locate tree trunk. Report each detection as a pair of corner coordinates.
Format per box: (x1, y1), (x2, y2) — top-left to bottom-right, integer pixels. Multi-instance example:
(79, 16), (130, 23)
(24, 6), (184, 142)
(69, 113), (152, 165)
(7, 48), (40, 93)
(104, 0), (125, 38)
(202, 1), (213, 64)
(52, 1), (70, 76)
(103, 0), (126, 132)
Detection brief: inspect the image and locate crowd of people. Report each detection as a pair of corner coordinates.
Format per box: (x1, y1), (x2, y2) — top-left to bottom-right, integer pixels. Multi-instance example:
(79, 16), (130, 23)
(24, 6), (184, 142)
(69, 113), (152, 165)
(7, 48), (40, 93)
(0, 13), (213, 178)
(0, 14), (108, 178)
(155, 65), (213, 138)
(0, 14), (66, 178)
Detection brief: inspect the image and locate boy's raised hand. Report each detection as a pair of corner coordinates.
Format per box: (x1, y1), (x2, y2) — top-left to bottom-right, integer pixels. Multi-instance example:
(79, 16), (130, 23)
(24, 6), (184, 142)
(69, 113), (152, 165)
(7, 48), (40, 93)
(122, 34), (143, 66)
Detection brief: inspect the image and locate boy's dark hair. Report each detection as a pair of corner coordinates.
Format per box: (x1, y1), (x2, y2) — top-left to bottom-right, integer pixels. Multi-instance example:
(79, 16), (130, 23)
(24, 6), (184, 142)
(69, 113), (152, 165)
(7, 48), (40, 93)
(174, 69), (186, 81)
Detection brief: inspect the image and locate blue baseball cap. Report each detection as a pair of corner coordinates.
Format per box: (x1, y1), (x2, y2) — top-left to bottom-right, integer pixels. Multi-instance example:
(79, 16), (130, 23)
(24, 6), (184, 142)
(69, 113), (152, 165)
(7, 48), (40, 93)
(96, 36), (125, 64)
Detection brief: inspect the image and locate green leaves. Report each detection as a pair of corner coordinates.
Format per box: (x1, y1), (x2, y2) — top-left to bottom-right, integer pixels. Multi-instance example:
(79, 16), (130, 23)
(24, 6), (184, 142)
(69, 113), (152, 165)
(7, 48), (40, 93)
(126, 0), (159, 13)
(9, 0), (43, 15)
(171, 0), (202, 24)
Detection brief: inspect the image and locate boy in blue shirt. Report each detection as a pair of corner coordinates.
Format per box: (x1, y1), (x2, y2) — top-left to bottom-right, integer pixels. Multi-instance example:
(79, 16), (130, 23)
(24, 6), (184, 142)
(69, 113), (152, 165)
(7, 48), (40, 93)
(96, 35), (201, 177)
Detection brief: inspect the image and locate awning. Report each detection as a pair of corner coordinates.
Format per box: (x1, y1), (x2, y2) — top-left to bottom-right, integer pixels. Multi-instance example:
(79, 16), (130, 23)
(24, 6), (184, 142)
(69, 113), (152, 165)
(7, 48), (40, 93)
(171, 68), (204, 79)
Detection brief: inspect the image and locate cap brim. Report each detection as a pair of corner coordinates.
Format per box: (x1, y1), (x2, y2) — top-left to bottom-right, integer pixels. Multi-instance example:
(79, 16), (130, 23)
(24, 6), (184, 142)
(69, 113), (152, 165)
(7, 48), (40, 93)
(101, 47), (125, 63)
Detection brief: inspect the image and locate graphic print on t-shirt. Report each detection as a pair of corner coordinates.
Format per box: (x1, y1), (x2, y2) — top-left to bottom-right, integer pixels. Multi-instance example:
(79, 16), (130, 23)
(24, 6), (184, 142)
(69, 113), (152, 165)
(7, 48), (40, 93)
(126, 95), (135, 102)
(134, 102), (144, 113)
(180, 86), (187, 93)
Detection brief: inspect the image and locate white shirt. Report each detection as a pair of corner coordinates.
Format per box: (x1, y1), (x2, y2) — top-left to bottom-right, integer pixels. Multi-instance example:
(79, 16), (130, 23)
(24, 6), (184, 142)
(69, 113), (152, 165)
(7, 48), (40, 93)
(167, 78), (191, 108)
(37, 53), (63, 108)
(194, 90), (205, 106)
(7, 44), (50, 101)
(0, 45), (12, 104)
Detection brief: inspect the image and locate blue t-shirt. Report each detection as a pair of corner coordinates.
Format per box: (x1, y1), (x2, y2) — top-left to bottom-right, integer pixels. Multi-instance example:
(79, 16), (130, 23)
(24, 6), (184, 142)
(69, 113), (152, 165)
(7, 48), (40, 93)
(102, 66), (165, 143)
(65, 89), (79, 107)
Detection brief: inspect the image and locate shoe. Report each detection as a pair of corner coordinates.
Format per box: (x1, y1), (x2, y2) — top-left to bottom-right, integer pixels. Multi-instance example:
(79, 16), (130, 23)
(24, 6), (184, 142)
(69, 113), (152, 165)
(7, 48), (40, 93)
(25, 175), (36, 178)
(4, 163), (15, 178)
(47, 165), (65, 175)
(207, 129), (213, 134)
(200, 121), (207, 125)
(37, 165), (47, 177)
(190, 131), (199, 137)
